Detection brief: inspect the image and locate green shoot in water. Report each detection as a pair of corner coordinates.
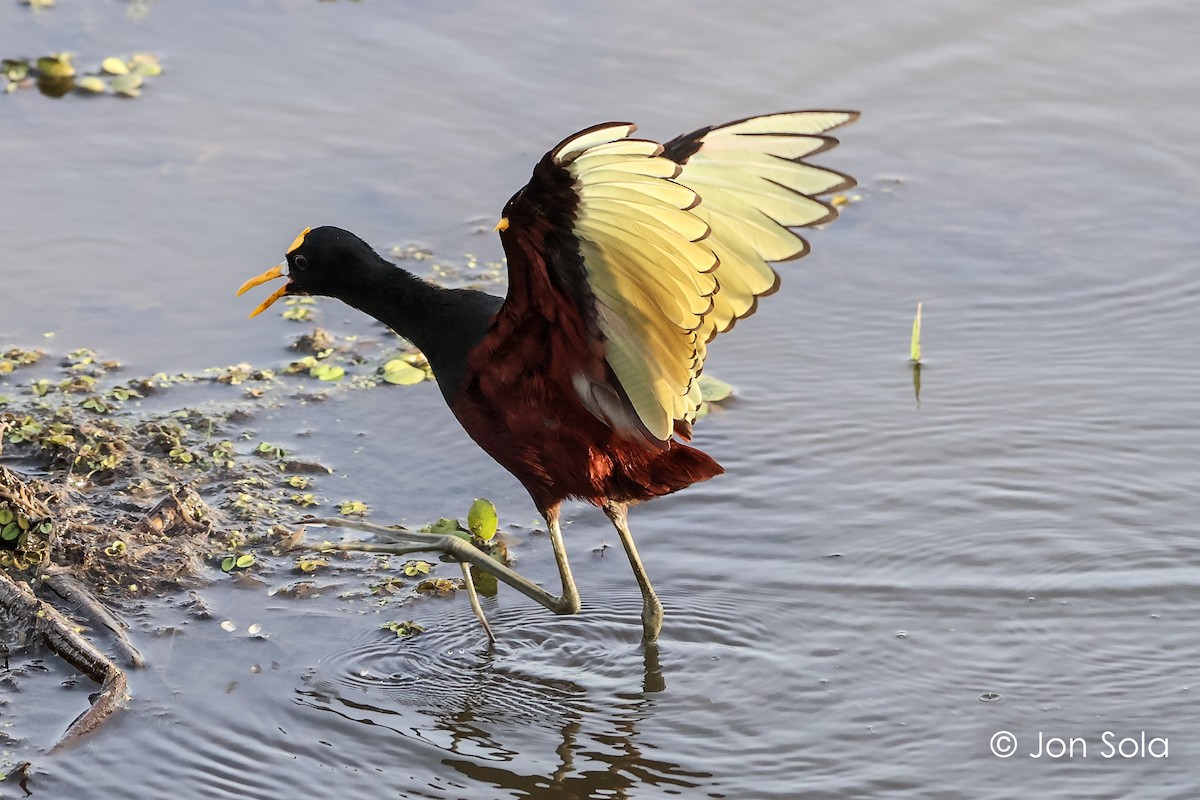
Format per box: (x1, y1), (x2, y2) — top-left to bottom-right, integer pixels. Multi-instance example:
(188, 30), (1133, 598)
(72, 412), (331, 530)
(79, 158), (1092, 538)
(910, 302), (923, 363)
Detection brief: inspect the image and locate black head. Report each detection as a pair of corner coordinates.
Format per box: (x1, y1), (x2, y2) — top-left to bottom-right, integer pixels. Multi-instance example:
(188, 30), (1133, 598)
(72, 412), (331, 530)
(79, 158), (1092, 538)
(237, 225), (378, 317)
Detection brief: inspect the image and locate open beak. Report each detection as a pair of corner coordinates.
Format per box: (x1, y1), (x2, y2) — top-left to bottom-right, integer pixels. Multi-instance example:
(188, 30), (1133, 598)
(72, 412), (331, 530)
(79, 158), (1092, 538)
(237, 263), (290, 318)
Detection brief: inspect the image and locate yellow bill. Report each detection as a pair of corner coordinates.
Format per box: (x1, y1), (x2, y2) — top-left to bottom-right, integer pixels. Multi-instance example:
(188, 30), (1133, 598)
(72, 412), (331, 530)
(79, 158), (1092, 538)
(237, 263), (289, 318)
(494, 217), (509, 232)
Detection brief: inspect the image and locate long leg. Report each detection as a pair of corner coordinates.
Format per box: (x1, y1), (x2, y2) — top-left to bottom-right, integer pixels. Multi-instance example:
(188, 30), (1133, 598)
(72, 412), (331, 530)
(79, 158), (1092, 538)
(544, 504), (581, 616)
(302, 513), (580, 616)
(603, 501), (663, 644)
(459, 561), (495, 644)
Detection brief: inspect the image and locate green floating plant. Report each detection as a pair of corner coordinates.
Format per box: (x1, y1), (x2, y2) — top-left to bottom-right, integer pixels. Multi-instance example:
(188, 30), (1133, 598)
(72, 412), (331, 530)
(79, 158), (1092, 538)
(467, 497), (498, 542)
(910, 302), (923, 364)
(402, 560), (431, 577)
(221, 553), (256, 572)
(381, 620), (425, 638)
(3, 52), (162, 97)
(309, 363), (344, 382)
(693, 374), (734, 421)
(338, 499), (369, 516)
(380, 358), (426, 385)
(421, 516), (460, 534)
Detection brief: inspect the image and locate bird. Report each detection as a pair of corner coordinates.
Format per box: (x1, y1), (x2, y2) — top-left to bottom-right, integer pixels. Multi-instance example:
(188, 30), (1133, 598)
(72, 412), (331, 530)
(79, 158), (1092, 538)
(238, 110), (858, 643)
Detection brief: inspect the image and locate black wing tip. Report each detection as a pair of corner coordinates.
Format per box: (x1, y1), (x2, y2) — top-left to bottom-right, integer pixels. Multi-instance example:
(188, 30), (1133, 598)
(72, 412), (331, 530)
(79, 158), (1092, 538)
(548, 121), (639, 164)
(665, 110), (860, 165)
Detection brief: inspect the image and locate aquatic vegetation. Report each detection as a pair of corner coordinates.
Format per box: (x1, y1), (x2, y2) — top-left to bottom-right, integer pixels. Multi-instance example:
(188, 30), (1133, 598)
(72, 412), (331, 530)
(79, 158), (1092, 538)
(693, 374), (735, 421)
(909, 303), (923, 403)
(0, 348), (43, 373)
(338, 499), (369, 515)
(910, 302), (923, 364)
(380, 620), (424, 638)
(3, 53), (163, 98)
(0, 325), (489, 600)
(220, 553), (256, 573)
(0, 472), (54, 572)
(416, 578), (458, 596)
(422, 517), (461, 534)
(830, 192), (863, 208)
(380, 358), (426, 385)
(467, 497), (498, 541)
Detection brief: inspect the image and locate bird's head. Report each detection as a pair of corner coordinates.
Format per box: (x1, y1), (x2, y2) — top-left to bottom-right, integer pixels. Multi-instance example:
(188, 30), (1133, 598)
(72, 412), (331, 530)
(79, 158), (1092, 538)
(237, 225), (375, 317)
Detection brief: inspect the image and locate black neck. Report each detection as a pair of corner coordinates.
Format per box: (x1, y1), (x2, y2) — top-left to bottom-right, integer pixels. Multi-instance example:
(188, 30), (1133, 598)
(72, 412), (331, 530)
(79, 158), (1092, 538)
(334, 253), (501, 403)
(337, 256), (444, 353)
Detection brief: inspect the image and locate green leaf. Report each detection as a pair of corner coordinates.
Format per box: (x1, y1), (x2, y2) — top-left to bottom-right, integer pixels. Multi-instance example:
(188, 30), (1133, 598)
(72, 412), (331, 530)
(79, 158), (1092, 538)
(235, 554), (256, 569)
(381, 620), (425, 638)
(909, 302), (923, 363)
(310, 363), (345, 382)
(129, 53), (162, 77)
(282, 306), (313, 321)
(221, 556), (235, 572)
(697, 374), (734, 404)
(74, 75), (106, 93)
(110, 73), (144, 97)
(2, 59), (30, 82)
(101, 57), (129, 75)
(381, 359), (425, 385)
(2, 522), (21, 541)
(402, 560), (431, 577)
(467, 498), (498, 541)
(35, 54), (74, 78)
(338, 500), (369, 516)
(426, 517), (460, 534)
(0, 508), (12, 525)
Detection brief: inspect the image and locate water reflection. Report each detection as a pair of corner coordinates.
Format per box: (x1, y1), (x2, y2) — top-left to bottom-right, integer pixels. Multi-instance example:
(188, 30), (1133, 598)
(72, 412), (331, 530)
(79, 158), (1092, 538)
(34, 76), (72, 98)
(296, 636), (706, 798)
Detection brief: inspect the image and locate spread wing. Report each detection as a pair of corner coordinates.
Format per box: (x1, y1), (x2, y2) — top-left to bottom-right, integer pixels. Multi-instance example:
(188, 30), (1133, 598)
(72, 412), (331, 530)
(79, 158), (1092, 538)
(496, 110), (857, 446)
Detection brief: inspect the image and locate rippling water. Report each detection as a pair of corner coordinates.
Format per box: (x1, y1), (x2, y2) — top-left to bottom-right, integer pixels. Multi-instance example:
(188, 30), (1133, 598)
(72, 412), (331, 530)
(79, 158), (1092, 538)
(4, 0), (1200, 797)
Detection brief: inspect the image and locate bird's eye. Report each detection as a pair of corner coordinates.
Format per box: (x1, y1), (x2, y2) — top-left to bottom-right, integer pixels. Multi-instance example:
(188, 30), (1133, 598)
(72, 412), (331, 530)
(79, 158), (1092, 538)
(292, 254), (308, 271)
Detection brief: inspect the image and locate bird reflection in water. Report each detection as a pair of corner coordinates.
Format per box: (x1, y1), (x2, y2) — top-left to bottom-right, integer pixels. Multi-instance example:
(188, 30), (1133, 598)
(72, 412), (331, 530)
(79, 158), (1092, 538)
(294, 639), (707, 798)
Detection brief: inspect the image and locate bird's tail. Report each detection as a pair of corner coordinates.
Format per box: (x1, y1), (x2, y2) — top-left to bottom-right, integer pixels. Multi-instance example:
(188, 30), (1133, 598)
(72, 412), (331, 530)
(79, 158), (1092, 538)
(610, 440), (724, 501)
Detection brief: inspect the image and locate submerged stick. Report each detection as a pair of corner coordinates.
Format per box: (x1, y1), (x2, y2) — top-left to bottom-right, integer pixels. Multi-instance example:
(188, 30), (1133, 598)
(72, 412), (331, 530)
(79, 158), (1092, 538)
(40, 564), (144, 667)
(0, 569), (128, 751)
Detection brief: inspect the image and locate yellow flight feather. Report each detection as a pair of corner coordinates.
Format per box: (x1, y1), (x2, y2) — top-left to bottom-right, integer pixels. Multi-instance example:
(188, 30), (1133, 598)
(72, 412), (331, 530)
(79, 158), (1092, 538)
(550, 111), (855, 441)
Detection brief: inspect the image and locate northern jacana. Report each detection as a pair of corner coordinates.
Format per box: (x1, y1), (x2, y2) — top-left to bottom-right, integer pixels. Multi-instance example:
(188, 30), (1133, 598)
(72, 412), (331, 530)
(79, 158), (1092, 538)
(239, 111), (857, 643)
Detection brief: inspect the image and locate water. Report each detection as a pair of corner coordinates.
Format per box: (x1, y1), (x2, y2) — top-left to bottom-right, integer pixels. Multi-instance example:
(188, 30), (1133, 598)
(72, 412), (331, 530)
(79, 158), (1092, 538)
(4, 0), (1200, 797)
